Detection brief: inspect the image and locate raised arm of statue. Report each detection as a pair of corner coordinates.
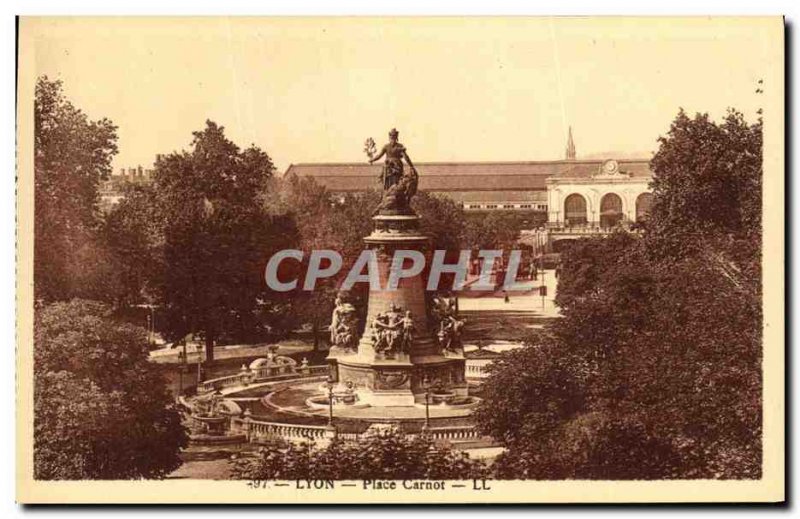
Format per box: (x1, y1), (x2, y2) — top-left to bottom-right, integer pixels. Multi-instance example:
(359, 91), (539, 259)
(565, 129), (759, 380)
(369, 145), (387, 164)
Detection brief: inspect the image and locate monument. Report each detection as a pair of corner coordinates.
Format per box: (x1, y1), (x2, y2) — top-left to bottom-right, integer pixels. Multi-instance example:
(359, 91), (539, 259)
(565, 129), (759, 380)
(327, 129), (467, 407)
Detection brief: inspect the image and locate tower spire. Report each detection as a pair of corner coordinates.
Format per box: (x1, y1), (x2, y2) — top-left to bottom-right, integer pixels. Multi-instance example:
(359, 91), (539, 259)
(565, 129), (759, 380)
(565, 126), (576, 160)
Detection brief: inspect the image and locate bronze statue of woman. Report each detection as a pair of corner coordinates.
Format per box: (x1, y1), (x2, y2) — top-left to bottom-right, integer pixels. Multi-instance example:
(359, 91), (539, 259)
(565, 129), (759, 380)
(369, 128), (416, 190)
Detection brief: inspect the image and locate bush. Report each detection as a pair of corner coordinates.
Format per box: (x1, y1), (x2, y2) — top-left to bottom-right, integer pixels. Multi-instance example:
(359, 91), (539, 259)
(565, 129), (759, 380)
(230, 428), (489, 480)
(34, 300), (188, 479)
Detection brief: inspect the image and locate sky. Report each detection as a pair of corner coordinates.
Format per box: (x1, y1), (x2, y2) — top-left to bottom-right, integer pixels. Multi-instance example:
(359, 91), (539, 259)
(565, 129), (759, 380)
(27, 17), (777, 173)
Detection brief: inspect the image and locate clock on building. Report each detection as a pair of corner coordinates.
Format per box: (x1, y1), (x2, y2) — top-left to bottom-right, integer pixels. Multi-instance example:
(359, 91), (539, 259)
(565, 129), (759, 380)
(600, 159), (620, 175)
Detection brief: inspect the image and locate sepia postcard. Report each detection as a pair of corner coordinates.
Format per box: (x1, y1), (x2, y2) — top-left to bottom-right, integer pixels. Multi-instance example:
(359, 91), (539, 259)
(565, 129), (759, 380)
(15, 16), (784, 504)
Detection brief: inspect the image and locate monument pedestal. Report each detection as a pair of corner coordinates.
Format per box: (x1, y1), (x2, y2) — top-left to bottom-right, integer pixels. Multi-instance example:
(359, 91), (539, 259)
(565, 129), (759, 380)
(328, 213), (467, 407)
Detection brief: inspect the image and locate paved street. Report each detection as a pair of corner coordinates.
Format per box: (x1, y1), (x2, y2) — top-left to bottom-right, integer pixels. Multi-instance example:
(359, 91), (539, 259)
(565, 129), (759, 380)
(458, 269), (561, 348)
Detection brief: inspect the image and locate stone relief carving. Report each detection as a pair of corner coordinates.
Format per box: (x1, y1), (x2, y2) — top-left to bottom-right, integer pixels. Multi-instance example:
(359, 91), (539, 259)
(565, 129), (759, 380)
(371, 304), (414, 359)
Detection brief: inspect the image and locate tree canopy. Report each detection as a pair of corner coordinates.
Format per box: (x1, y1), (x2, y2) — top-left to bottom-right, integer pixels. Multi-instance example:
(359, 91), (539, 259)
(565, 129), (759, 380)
(120, 121), (300, 360)
(34, 300), (188, 479)
(476, 108), (762, 479)
(462, 211), (533, 251)
(34, 77), (119, 302)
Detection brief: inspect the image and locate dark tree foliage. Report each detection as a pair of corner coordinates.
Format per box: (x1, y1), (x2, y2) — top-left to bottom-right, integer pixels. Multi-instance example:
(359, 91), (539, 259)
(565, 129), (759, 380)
(462, 211), (529, 251)
(262, 176), (375, 349)
(413, 191), (469, 253)
(34, 300), (188, 479)
(230, 428), (489, 480)
(102, 183), (163, 307)
(34, 77), (119, 302)
(147, 121), (299, 360)
(477, 109), (762, 479)
(648, 109), (762, 278)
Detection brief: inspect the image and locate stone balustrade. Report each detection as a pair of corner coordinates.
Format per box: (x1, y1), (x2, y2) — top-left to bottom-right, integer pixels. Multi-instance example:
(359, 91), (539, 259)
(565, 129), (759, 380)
(546, 223), (644, 236)
(307, 365), (330, 376)
(465, 363), (489, 379)
(231, 416), (480, 445)
(199, 372), (252, 393)
(426, 426), (480, 441)
(199, 364), (329, 393)
(231, 417), (329, 442)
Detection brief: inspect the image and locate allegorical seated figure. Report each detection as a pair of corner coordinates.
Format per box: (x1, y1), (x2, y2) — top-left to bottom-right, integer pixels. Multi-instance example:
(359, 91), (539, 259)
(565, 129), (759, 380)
(365, 128), (418, 214)
(371, 304), (409, 358)
(438, 316), (465, 354)
(329, 295), (359, 353)
(430, 295), (466, 354)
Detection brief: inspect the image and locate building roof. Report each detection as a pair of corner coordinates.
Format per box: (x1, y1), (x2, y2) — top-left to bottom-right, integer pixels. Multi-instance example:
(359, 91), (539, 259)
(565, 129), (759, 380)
(285, 159), (652, 192)
(547, 160), (652, 180)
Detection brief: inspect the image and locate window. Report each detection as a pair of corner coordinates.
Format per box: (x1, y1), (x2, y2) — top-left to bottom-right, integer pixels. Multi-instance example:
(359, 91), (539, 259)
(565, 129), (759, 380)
(600, 193), (623, 228)
(635, 192), (654, 222)
(564, 194), (588, 226)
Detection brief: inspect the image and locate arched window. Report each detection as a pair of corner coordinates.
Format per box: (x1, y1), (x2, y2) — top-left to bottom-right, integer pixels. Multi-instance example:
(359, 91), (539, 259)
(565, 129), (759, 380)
(636, 192), (654, 222)
(600, 193), (623, 228)
(563, 194), (587, 227)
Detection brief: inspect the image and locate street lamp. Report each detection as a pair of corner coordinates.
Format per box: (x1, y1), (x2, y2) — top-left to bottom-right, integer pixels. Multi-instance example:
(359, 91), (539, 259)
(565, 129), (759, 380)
(177, 349), (185, 396)
(196, 342), (204, 385)
(422, 376), (431, 433)
(540, 263), (547, 310)
(326, 376), (335, 427)
(148, 306), (156, 346)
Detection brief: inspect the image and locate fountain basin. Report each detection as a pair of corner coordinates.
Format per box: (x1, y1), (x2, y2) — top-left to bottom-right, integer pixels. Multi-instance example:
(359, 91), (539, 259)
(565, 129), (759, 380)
(191, 414), (228, 435)
(305, 394), (369, 410)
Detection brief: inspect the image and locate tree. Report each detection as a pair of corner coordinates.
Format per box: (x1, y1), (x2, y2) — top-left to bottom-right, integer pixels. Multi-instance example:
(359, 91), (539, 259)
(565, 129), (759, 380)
(34, 300), (187, 479)
(102, 183), (163, 307)
(480, 240), (761, 478)
(553, 231), (650, 316)
(263, 176), (360, 350)
(476, 108), (762, 479)
(150, 121), (296, 360)
(412, 191), (467, 253)
(230, 428), (489, 480)
(462, 211), (526, 251)
(34, 76), (118, 301)
(647, 108), (762, 290)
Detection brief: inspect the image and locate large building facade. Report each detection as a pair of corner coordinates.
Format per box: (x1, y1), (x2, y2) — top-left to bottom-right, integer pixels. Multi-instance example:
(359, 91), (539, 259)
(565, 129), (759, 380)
(284, 161), (556, 214)
(546, 158), (653, 227)
(544, 158), (654, 250)
(285, 159), (652, 214)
